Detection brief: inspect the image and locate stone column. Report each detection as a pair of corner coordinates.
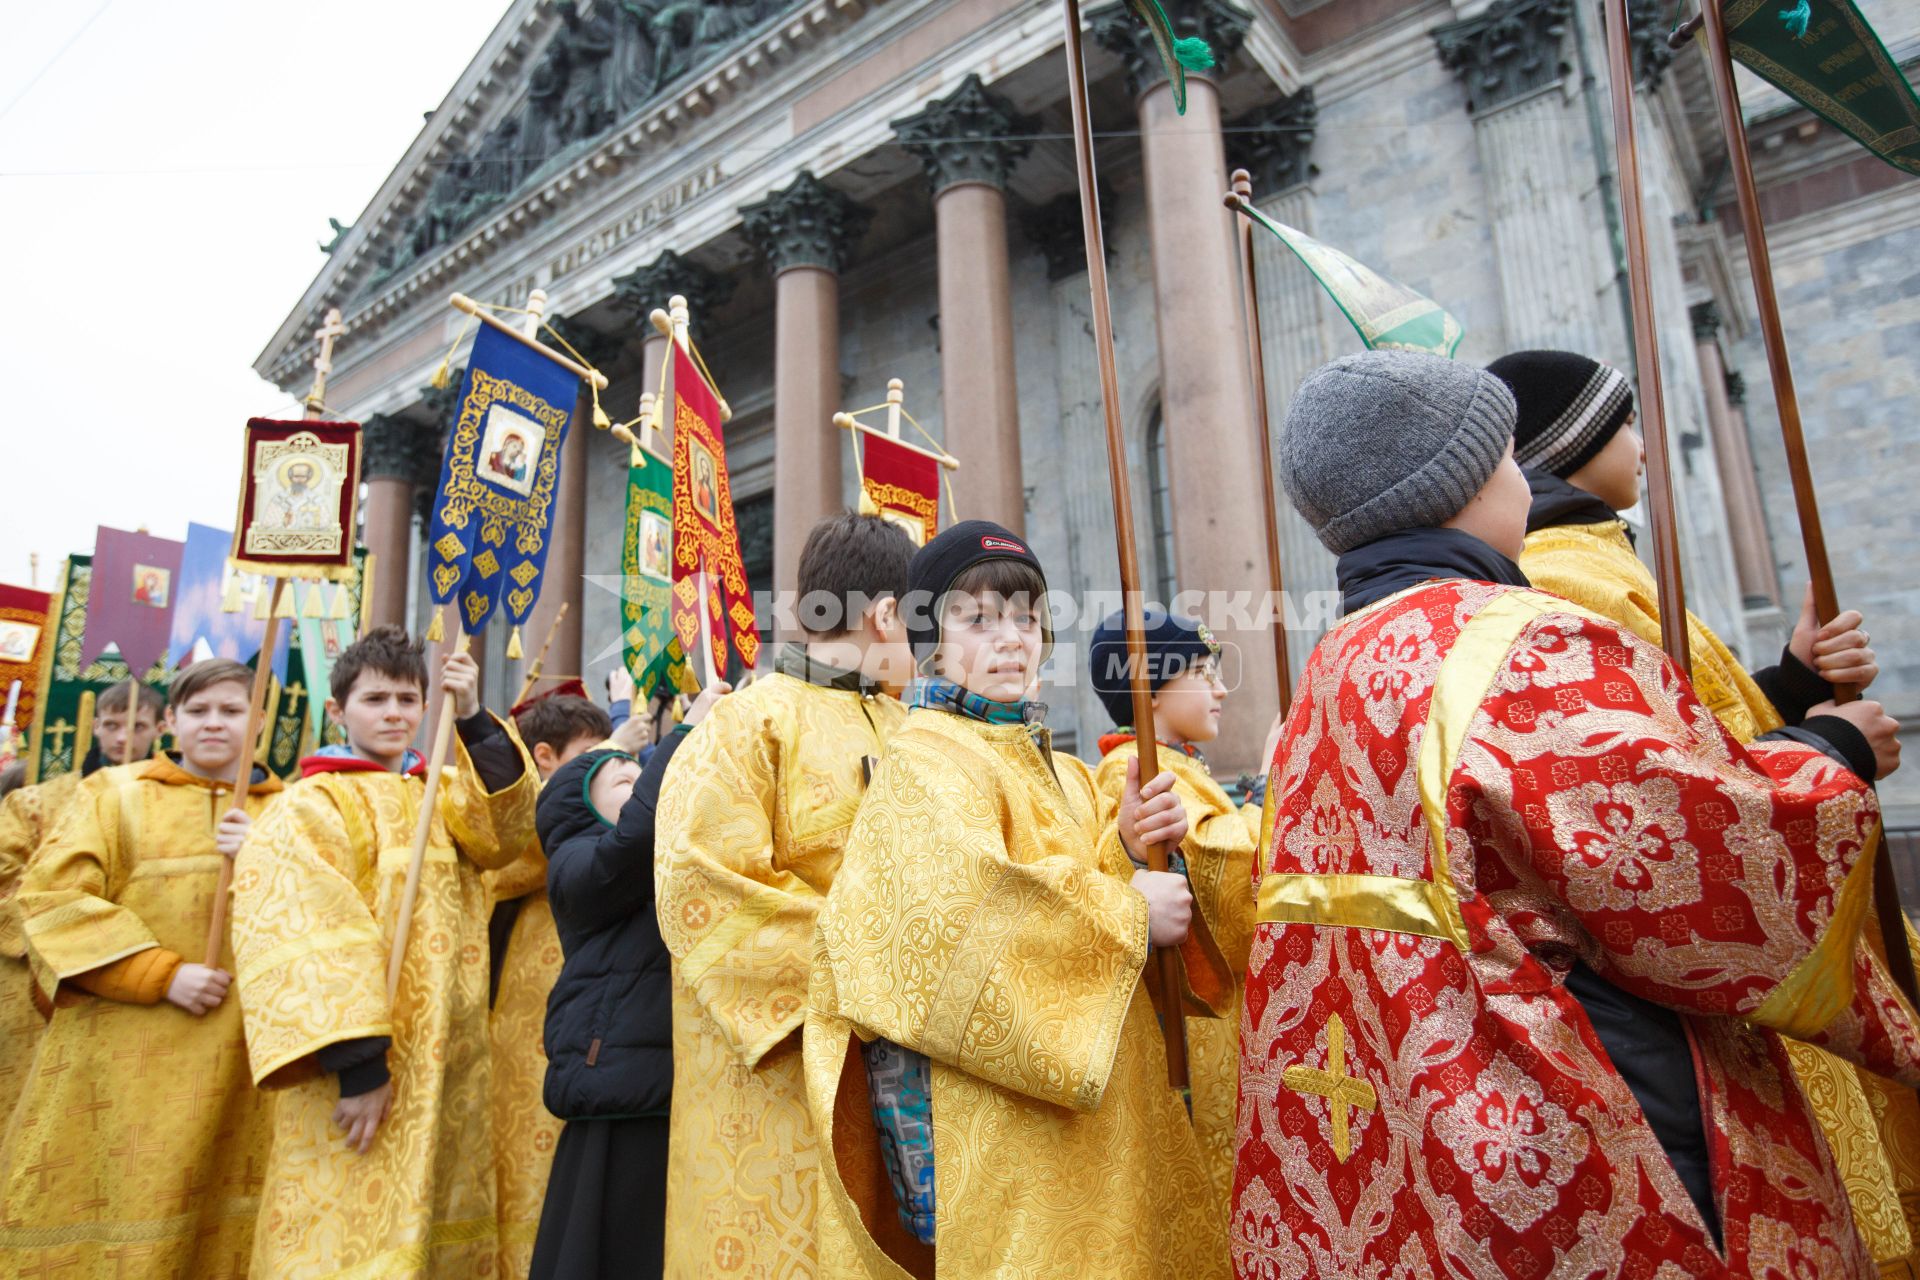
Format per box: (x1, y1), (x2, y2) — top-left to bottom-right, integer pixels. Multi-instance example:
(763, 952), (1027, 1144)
(1691, 307), (1781, 609)
(741, 171), (872, 608)
(1091, 0), (1279, 774)
(1434, 0), (1621, 360)
(893, 75), (1034, 531)
(359, 413), (425, 630)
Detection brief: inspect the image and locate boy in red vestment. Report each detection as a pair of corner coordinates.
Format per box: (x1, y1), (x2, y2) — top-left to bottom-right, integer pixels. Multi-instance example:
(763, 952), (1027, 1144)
(1234, 350), (1917, 1279)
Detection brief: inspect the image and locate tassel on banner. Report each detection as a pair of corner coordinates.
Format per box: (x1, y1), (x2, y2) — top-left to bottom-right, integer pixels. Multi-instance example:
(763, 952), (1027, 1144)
(253, 585), (273, 621)
(329, 585), (354, 620)
(302, 585), (326, 618)
(221, 572), (245, 614)
(506, 626), (524, 660)
(425, 607), (445, 643)
(274, 587), (299, 619)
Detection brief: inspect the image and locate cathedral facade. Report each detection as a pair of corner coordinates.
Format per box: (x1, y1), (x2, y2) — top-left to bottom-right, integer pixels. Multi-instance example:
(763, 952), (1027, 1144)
(256, 0), (1920, 835)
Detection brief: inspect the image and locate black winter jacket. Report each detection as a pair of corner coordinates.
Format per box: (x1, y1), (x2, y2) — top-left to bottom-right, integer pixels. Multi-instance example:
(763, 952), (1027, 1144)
(538, 728), (689, 1120)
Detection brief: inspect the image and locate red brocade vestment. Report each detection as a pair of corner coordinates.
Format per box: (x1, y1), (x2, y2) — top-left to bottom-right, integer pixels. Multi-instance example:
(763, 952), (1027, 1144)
(1234, 581), (1920, 1279)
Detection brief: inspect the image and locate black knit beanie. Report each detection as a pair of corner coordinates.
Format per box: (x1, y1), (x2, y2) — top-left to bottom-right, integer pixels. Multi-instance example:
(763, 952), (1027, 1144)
(903, 520), (1049, 658)
(1485, 349), (1636, 478)
(1087, 608), (1220, 727)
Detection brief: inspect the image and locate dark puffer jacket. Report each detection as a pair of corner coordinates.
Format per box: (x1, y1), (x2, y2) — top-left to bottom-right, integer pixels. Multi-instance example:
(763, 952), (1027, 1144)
(538, 729), (688, 1120)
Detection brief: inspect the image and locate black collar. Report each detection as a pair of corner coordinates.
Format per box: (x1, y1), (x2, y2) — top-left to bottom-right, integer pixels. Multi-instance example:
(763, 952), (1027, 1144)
(1525, 467), (1628, 538)
(775, 643), (883, 696)
(1336, 527), (1530, 616)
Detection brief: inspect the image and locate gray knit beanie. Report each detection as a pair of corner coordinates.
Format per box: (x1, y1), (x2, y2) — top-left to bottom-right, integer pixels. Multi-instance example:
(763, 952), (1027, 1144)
(1279, 350), (1516, 553)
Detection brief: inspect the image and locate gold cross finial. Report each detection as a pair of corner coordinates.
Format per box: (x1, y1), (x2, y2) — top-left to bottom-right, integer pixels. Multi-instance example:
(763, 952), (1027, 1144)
(305, 307), (345, 416)
(1282, 1012), (1378, 1162)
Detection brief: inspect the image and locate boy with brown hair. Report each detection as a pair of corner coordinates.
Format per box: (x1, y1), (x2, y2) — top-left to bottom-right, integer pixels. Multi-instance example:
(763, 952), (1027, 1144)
(0, 658), (279, 1274)
(654, 512), (919, 1278)
(491, 682), (613, 1280)
(804, 520), (1229, 1279)
(232, 624), (537, 1279)
(0, 680), (165, 1113)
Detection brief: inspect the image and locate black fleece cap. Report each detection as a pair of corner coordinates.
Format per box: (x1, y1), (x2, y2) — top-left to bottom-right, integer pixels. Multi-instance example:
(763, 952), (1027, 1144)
(904, 520), (1048, 657)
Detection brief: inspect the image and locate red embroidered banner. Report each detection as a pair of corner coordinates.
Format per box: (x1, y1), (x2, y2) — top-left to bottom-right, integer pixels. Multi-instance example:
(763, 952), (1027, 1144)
(667, 343), (758, 672)
(0, 583), (52, 762)
(229, 418), (362, 581)
(859, 432), (940, 546)
(79, 526), (185, 676)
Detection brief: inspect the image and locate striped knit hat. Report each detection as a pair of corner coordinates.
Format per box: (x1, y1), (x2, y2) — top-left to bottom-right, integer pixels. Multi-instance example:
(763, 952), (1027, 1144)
(1485, 350), (1635, 478)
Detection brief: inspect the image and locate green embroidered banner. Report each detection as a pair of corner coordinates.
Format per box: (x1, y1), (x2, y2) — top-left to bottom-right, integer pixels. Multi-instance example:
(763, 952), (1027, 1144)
(1725, 0), (1920, 177)
(622, 441), (696, 704)
(1238, 203), (1465, 357)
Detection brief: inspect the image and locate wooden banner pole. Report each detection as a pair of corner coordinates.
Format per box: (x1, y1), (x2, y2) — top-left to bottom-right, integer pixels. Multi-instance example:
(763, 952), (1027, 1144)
(389, 626), (470, 999)
(1225, 170), (1294, 718)
(1600, 0), (1692, 674)
(1061, 0), (1186, 1087)
(1696, 0), (1919, 1011)
(513, 601), (571, 707)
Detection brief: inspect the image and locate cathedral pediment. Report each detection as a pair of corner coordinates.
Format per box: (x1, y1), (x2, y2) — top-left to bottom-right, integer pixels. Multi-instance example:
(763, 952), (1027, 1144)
(258, 0), (882, 389)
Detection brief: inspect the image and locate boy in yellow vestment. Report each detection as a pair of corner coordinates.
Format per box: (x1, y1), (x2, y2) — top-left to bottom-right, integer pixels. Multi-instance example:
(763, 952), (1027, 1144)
(804, 520), (1229, 1280)
(1489, 347), (1920, 1273)
(0, 682), (162, 1114)
(0, 660), (277, 1277)
(655, 513), (919, 1279)
(490, 685), (613, 1280)
(232, 625), (536, 1279)
(1086, 609), (1280, 1231)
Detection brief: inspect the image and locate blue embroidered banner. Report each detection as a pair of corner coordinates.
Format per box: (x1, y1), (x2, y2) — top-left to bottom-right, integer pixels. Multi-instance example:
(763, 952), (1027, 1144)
(424, 322), (576, 638)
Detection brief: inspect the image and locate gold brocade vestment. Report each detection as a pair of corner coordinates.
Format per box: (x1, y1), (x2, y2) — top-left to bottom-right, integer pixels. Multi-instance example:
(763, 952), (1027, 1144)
(1093, 741), (1260, 1227)
(231, 723), (535, 1280)
(486, 843), (563, 1280)
(0, 770), (79, 1115)
(654, 673), (904, 1279)
(805, 709), (1228, 1280)
(1525, 517), (1920, 1274)
(0, 758), (281, 1278)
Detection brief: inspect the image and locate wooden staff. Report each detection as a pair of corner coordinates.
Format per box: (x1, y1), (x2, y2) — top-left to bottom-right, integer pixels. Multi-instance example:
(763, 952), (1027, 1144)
(388, 626), (470, 998)
(1224, 170), (1294, 718)
(1691, 1), (1920, 1012)
(513, 601), (571, 706)
(1060, 0), (1187, 1087)
(205, 309), (345, 966)
(1600, 0), (1692, 674)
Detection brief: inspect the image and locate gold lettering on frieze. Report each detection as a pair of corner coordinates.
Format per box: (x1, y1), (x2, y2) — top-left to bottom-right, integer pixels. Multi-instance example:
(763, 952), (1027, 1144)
(546, 161), (726, 283)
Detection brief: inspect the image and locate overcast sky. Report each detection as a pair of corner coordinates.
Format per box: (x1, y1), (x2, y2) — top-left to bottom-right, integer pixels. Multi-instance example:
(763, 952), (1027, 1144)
(0, 1), (509, 590)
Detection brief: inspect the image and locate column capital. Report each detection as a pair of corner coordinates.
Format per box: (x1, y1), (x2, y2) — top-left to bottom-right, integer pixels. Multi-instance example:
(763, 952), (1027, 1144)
(1088, 0), (1251, 102)
(891, 74), (1037, 194)
(1022, 186), (1116, 282)
(418, 368), (464, 432)
(1230, 85), (1318, 196)
(609, 249), (736, 330)
(1433, 0), (1571, 116)
(1689, 300), (1723, 343)
(739, 170), (873, 276)
(1724, 370), (1747, 407)
(362, 412), (425, 482)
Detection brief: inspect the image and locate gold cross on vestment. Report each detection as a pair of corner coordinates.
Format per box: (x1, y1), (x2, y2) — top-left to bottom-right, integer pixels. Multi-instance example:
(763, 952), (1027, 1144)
(45, 718), (72, 756)
(1282, 1012), (1378, 1162)
(106, 1123), (163, 1178)
(111, 1028), (174, 1080)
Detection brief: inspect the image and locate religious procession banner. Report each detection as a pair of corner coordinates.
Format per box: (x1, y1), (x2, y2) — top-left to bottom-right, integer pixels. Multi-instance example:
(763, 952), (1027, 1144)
(230, 419), (362, 581)
(168, 521), (269, 669)
(425, 321), (574, 653)
(79, 526), (184, 677)
(0, 584), (52, 765)
(1125, 0), (1216, 114)
(622, 440), (697, 702)
(1239, 203), (1464, 356)
(1724, 0), (1920, 176)
(25, 555), (169, 784)
(292, 554), (370, 748)
(857, 431), (941, 546)
(667, 341), (758, 673)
